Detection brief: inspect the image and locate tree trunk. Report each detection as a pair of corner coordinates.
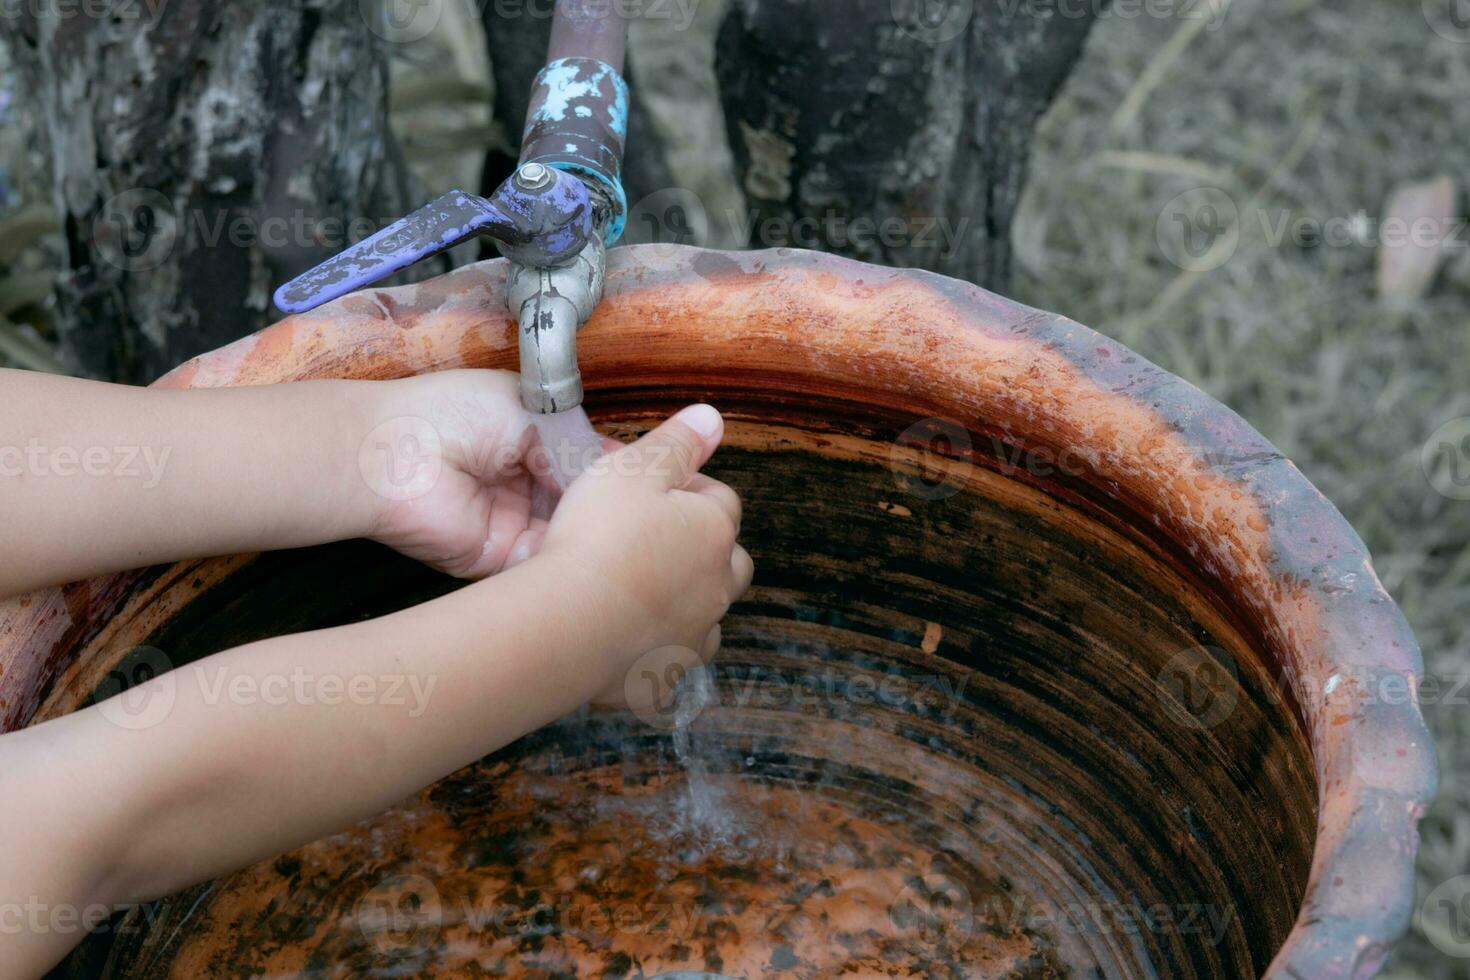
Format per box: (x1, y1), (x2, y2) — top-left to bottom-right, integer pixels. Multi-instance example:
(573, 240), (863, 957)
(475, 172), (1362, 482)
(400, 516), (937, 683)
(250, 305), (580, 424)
(716, 0), (1100, 291)
(2, 0), (421, 382)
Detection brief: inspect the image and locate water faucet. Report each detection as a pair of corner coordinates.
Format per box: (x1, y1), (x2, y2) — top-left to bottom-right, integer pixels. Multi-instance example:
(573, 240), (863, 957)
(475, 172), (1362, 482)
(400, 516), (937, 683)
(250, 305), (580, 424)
(273, 0), (629, 416)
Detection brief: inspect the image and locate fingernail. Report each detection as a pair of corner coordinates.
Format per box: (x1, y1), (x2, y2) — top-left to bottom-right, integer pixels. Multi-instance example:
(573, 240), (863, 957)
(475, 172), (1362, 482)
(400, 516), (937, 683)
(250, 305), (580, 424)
(677, 404), (722, 440)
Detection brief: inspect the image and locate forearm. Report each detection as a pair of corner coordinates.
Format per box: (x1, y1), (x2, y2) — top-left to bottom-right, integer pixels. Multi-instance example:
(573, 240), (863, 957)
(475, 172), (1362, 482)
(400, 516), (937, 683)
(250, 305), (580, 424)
(0, 555), (619, 974)
(109, 555), (615, 895)
(0, 370), (378, 596)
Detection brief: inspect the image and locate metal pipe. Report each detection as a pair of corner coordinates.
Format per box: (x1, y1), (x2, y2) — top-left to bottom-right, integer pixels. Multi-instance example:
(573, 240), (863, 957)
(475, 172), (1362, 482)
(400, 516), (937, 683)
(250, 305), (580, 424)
(546, 0), (627, 72)
(511, 0), (630, 414)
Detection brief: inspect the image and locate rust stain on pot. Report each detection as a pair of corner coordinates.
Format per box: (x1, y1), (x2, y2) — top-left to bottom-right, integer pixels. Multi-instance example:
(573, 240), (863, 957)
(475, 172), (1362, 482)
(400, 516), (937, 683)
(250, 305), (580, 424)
(0, 246), (1434, 979)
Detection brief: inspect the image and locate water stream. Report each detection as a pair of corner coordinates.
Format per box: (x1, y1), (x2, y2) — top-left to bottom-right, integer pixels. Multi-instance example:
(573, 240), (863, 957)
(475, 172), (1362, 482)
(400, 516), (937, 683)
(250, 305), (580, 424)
(531, 406), (606, 491)
(666, 663), (743, 852)
(530, 409), (738, 851)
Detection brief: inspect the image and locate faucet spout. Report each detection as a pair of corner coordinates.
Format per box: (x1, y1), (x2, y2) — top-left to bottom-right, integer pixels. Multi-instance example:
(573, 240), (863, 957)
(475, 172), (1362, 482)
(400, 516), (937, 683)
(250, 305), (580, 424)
(517, 292), (581, 414)
(509, 236), (606, 414)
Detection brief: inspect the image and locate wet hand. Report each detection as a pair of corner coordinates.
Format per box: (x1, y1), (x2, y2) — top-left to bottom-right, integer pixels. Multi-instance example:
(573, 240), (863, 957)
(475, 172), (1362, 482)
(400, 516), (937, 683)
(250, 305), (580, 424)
(532, 405), (754, 709)
(355, 370), (561, 578)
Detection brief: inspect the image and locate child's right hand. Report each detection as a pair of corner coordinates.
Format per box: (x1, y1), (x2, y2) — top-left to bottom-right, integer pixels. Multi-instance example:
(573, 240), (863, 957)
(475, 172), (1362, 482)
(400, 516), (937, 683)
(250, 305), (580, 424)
(535, 405), (753, 707)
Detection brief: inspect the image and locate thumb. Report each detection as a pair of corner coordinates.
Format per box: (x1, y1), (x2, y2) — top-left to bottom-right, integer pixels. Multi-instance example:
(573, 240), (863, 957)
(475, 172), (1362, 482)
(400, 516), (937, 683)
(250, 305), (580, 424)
(617, 404), (724, 489)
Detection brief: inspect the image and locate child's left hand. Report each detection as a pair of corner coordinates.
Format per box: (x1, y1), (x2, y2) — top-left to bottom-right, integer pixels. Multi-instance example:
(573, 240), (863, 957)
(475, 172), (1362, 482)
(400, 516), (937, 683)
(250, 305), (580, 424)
(354, 369), (564, 579)
(0, 366), (582, 595)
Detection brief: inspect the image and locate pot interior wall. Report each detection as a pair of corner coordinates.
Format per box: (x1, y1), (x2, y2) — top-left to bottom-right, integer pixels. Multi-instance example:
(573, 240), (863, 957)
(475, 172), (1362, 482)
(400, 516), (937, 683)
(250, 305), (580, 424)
(84, 417), (1316, 980)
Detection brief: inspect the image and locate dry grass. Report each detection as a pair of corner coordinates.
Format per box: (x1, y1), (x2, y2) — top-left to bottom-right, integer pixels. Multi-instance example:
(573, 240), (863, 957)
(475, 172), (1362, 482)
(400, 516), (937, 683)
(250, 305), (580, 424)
(1018, 1), (1470, 975)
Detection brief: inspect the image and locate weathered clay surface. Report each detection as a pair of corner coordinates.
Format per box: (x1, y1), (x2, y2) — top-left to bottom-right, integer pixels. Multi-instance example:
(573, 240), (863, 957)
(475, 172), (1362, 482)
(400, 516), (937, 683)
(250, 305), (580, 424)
(0, 245), (1434, 978)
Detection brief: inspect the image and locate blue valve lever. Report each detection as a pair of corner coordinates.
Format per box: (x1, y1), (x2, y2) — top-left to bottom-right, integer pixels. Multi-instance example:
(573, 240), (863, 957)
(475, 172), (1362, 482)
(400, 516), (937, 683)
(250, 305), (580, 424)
(272, 2), (631, 415)
(273, 165), (594, 315)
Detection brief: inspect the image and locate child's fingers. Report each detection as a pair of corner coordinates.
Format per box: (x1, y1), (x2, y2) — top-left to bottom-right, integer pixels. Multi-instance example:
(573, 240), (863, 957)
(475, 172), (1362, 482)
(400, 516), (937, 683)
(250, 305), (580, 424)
(614, 404), (722, 490)
(478, 480), (532, 575)
(504, 527), (545, 570)
(730, 544), (754, 602)
(681, 474), (742, 535)
(699, 624), (722, 663)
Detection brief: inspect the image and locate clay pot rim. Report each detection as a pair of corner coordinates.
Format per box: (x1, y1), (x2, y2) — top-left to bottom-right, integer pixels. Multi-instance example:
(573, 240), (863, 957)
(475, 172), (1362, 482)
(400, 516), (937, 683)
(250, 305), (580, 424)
(0, 244), (1434, 978)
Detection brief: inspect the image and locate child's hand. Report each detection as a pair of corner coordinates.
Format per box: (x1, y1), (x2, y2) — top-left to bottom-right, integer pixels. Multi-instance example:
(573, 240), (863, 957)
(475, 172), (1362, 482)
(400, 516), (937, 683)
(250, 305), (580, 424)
(533, 404), (754, 709)
(357, 370), (551, 578)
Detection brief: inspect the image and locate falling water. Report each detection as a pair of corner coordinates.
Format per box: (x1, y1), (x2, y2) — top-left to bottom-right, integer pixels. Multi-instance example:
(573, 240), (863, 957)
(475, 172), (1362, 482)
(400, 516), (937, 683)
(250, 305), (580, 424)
(532, 409), (742, 854)
(668, 663), (735, 842)
(531, 406), (606, 491)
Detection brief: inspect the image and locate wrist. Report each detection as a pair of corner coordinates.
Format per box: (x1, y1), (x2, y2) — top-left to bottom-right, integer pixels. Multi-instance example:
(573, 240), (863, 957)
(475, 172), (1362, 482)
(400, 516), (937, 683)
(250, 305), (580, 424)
(326, 379), (404, 543)
(512, 548), (644, 694)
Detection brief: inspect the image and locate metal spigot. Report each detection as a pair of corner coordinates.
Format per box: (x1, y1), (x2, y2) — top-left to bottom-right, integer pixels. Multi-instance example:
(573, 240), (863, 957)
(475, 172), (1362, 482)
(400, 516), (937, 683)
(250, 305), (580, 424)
(509, 216), (605, 414)
(271, 1), (630, 417)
